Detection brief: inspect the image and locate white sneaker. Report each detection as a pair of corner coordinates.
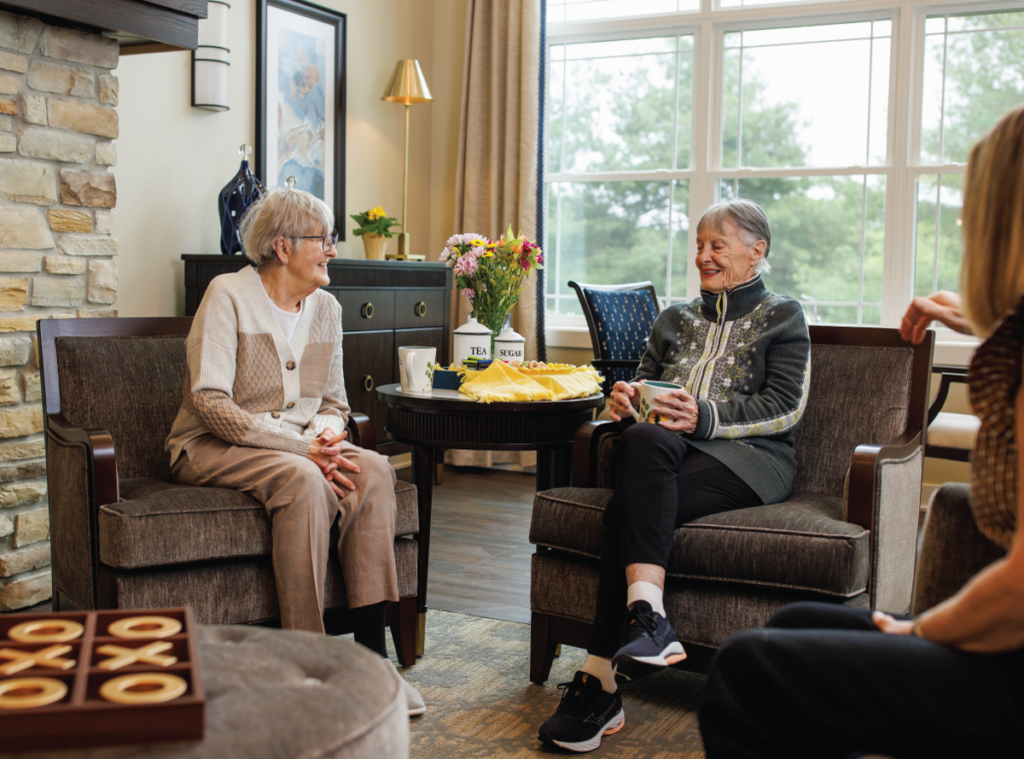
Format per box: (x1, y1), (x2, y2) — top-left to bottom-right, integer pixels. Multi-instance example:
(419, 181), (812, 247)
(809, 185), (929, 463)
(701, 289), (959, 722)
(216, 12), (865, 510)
(387, 660), (425, 716)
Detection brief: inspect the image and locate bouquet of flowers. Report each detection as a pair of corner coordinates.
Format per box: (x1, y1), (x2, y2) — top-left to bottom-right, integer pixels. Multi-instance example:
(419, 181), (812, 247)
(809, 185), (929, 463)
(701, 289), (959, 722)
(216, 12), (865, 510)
(440, 226), (544, 338)
(350, 205), (402, 238)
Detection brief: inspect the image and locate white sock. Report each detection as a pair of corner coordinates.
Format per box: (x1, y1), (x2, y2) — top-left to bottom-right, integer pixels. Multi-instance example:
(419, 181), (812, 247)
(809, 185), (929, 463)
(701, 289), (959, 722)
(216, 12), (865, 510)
(627, 581), (666, 618)
(581, 655), (617, 694)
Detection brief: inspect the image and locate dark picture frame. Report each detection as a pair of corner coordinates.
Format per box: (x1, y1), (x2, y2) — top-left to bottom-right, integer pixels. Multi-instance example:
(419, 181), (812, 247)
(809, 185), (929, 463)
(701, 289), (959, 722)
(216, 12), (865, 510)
(256, 0), (346, 239)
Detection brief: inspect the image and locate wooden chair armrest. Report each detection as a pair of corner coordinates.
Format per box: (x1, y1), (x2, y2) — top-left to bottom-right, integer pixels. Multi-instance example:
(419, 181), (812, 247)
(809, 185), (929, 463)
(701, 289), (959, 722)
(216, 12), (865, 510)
(47, 413), (118, 509)
(572, 419), (618, 487)
(346, 412), (376, 452)
(846, 429), (922, 531)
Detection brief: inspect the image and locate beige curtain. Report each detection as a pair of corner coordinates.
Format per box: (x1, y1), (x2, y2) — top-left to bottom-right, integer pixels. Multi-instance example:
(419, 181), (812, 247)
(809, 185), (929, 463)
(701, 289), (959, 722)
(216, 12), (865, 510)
(449, 0), (541, 469)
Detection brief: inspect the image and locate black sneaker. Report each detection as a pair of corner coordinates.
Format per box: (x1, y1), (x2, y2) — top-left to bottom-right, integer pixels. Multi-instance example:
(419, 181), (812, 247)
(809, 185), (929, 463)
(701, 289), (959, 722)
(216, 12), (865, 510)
(611, 601), (686, 682)
(538, 671), (625, 753)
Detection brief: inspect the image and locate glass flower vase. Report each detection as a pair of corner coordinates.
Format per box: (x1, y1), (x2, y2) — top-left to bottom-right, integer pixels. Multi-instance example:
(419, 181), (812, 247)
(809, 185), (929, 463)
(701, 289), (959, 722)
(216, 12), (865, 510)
(473, 311), (512, 357)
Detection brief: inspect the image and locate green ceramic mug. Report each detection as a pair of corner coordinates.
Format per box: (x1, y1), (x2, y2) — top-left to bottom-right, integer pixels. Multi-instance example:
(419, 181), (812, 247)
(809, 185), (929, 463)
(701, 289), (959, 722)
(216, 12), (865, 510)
(627, 380), (680, 425)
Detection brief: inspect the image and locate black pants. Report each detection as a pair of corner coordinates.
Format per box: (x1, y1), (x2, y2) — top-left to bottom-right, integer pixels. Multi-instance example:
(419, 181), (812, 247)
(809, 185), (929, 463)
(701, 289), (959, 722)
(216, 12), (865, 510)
(588, 422), (761, 658)
(700, 602), (1024, 758)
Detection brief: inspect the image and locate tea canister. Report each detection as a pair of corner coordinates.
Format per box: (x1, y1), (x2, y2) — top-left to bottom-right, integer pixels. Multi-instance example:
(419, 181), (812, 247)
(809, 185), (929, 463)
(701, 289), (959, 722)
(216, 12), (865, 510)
(494, 326), (526, 363)
(453, 316), (492, 365)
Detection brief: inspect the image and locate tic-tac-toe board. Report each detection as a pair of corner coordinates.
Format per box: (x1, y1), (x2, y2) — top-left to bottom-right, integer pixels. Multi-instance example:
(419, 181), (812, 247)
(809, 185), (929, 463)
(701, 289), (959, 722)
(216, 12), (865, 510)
(0, 608), (204, 753)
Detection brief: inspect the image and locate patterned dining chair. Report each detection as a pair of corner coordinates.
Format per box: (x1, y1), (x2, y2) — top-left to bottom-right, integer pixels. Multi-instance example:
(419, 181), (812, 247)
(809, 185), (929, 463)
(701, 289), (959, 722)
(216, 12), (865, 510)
(568, 281), (661, 395)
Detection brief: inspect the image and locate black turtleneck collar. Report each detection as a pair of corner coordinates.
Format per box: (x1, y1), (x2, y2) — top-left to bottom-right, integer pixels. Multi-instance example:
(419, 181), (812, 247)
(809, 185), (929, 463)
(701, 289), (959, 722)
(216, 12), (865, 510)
(699, 275), (767, 321)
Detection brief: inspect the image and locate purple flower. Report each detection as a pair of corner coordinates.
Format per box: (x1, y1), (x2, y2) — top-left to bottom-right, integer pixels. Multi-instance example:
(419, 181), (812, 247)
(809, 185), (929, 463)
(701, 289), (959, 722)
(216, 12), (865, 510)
(462, 288), (476, 300)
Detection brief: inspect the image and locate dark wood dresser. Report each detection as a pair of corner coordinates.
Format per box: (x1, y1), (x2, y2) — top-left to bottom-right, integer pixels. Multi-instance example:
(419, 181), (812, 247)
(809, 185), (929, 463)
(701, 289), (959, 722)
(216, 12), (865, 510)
(182, 255), (452, 456)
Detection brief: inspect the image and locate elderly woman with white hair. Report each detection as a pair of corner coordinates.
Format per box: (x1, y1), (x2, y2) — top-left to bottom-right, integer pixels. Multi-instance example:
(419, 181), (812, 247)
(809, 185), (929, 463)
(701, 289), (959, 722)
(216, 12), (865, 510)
(539, 198), (810, 752)
(164, 188), (424, 714)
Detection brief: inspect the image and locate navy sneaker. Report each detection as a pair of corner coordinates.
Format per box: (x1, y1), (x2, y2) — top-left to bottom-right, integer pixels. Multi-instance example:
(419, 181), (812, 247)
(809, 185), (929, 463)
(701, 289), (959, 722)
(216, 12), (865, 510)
(538, 671), (625, 753)
(611, 601), (686, 682)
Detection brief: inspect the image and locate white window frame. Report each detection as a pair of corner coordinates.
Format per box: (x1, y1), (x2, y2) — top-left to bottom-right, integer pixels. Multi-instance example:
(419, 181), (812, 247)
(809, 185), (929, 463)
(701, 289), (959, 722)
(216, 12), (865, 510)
(545, 0), (1021, 364)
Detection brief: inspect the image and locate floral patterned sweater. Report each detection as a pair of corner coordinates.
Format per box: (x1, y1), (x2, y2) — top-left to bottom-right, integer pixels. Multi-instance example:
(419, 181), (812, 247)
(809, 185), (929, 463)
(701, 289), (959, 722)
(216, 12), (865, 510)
(634, 275), (810, 504)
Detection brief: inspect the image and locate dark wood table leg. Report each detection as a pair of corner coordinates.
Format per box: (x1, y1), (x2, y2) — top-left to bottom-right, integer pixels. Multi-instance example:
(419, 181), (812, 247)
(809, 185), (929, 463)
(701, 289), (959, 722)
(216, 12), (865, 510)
(536, 446), (573, 492)
(411, 444), (435, 657)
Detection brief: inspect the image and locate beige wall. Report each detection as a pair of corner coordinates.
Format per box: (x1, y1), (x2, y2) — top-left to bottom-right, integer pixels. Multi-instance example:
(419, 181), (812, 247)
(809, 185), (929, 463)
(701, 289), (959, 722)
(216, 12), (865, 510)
(114, 0), (465, 318)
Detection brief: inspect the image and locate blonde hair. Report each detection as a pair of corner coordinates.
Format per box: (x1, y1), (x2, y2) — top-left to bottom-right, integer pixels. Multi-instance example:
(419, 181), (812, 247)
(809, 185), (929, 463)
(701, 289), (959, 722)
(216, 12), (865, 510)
(961, 105), (1024, 336)
(238, 188), (334, 269)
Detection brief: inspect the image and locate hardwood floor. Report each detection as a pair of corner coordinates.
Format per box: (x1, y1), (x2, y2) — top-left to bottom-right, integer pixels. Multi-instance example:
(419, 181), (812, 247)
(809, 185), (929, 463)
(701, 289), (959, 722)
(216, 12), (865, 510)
(397, 463), (537, 625)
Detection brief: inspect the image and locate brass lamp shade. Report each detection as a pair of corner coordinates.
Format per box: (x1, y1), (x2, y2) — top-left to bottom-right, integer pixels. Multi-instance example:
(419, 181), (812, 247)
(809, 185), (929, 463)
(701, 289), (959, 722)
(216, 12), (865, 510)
(382, 59), (433, 104)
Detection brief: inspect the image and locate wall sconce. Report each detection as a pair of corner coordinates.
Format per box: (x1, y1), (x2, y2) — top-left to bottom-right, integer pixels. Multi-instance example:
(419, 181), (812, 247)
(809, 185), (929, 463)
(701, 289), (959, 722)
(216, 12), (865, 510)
(382, 59), (433, 260)
(192, 0), (230, 111)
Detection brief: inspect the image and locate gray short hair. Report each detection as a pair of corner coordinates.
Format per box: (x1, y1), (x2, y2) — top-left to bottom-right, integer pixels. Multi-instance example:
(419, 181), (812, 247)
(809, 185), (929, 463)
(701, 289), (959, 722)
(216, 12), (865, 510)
(696, 199), (772, 275)
(238, 188), (334, 269)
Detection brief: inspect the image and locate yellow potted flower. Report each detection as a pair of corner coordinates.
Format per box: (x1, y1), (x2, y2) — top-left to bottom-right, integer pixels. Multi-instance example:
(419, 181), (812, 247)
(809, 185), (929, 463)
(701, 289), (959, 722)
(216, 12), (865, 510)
(351, 205), (402, 260)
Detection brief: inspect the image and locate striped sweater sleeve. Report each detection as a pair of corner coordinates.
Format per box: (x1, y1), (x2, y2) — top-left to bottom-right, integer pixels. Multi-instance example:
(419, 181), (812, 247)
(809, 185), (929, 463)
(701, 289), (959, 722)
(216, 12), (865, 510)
(691, 301), (811, 441)
(186, 279), (312, 458)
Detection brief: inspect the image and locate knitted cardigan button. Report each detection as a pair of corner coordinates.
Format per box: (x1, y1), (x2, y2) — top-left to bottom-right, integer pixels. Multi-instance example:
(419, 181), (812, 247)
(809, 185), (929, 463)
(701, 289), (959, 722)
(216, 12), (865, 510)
(271, 412), (280, 419)
(286, 361), (296, 370)
(286, 402), (295, 409)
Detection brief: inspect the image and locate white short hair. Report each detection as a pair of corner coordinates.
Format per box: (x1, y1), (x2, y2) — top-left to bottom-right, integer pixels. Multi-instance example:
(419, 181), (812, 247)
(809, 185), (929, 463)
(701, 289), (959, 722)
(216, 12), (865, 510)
(238, 188), (334, 269)
(697, 199), (772, 275)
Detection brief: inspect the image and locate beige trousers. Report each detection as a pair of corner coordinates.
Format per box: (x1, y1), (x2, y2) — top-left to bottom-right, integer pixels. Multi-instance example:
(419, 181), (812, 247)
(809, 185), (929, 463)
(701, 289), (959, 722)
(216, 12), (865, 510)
(172, 434), (399, 633)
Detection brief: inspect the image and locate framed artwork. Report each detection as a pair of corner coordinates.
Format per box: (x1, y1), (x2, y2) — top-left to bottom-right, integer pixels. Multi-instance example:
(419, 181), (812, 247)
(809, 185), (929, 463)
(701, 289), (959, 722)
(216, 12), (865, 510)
(256, 0), (346, 238)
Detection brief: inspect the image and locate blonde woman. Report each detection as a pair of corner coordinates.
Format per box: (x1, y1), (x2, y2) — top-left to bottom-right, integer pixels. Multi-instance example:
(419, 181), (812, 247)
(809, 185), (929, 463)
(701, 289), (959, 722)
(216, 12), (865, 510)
(699, 107), (1024, 757)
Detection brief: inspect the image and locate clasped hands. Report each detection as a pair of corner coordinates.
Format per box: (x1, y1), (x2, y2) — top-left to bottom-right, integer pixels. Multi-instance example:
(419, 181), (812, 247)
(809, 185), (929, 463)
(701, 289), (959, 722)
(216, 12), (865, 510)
(609, 380), (699, 433)
(306, 430), (360, 498)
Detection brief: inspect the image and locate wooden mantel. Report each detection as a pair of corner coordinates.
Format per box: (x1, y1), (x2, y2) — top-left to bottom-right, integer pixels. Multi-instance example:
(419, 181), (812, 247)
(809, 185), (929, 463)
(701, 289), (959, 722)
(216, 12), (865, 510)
(0, 0), (208, 52)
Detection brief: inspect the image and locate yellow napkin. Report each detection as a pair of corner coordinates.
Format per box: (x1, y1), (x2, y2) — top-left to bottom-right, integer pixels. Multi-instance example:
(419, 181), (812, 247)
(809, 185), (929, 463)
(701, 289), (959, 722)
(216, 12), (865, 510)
(458, 362), (602, 403)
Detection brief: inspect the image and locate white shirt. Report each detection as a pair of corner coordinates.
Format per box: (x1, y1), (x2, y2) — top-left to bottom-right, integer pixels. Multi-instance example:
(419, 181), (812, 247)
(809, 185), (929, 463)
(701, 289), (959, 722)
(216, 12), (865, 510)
(264, 289), (304, 344)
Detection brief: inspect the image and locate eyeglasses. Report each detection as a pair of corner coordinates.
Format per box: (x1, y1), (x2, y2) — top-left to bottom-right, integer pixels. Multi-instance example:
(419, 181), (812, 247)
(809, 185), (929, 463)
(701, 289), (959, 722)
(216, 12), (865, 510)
(294, 232), (339, 252)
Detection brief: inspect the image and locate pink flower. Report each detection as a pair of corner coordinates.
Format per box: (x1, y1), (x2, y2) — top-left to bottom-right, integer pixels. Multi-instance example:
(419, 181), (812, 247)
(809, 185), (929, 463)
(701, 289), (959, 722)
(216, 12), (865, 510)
(439, 247), (454, 265)
(453, 255), (478, 277)
(519, 256), (531, 272)
(462, 288), (476, 300)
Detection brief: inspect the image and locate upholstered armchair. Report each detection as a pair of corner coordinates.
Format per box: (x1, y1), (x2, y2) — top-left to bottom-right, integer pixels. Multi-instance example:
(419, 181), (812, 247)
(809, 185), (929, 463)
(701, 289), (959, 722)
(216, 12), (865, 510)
(568, 281), (660, 396)
(528, 326), (934, 681)
(40, 317), (420, 665)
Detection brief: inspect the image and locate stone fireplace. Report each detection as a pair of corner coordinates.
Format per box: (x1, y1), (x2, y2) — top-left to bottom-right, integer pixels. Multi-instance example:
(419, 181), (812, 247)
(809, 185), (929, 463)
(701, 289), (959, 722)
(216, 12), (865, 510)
(0, 9), (119, 610)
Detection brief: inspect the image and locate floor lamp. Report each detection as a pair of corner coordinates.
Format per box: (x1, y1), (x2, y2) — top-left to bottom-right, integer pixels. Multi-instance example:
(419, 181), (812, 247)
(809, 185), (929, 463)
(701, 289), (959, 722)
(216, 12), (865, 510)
(382, 59), (433, 261)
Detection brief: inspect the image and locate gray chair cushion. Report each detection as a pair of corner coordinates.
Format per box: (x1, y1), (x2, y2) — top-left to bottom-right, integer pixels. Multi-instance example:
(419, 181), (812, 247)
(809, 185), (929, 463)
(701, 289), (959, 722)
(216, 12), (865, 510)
(98, 539), (419, 625)
(98, 478), (418, 569)
(532, 487), (869, 598)
(57, 335), (188, 481)
(5, 626), (408, 759)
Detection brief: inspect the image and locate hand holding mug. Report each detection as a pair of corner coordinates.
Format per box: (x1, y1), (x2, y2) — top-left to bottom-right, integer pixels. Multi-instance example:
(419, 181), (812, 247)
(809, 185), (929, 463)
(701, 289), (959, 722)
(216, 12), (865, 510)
(621, 380), (698, 433)
(609, 381), (639, 422)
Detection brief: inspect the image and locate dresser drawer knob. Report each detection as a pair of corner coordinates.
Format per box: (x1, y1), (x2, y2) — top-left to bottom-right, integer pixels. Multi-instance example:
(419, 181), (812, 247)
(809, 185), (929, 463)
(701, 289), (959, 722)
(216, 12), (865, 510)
(415, 301), (427, 317)
(361, 302), (374, 319)
(362, 375), (374, 392)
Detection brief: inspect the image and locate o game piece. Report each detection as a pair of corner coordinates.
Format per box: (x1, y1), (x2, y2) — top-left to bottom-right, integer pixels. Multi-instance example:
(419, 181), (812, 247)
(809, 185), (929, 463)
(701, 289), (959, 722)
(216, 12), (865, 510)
(99, 673), (188, 705)
(107, 616), (182, 639)
(0, 645), (75, 676)
(0, 678), (67, 710)
(7, 620), (85, 643)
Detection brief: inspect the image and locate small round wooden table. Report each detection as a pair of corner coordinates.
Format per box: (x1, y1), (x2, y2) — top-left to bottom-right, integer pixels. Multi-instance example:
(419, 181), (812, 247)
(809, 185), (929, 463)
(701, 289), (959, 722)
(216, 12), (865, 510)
(376, 384), (605, 654)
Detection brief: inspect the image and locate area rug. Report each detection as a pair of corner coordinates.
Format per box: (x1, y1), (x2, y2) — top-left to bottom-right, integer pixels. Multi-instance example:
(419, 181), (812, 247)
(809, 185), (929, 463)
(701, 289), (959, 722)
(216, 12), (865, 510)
(388, 610), (707, 758)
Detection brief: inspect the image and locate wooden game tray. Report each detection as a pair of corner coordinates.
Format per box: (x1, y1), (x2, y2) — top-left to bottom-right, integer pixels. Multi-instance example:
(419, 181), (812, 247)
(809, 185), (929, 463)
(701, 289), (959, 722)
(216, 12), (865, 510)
(0, 608), (204, 753)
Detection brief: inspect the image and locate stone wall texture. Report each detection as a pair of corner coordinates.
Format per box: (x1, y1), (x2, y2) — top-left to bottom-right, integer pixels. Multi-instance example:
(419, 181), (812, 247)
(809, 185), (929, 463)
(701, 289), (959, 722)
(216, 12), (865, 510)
(0, 9), (118, 611)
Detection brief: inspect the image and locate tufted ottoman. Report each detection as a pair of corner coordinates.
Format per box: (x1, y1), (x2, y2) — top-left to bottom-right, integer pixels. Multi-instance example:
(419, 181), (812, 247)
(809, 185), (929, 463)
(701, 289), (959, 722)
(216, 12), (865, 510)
(9, 626), (408, 759)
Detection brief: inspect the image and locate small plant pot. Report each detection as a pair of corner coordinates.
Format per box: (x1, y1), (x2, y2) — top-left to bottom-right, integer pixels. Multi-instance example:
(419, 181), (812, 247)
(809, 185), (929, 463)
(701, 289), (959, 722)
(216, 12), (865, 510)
(362, 233), (389, 260)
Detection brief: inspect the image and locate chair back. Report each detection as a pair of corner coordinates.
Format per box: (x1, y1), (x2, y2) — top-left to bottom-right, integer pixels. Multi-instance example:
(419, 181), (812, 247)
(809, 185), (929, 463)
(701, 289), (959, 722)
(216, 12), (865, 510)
(790, 326), (933, 497)
(569, 281), (660, 390)
(39, 318), (194, 481)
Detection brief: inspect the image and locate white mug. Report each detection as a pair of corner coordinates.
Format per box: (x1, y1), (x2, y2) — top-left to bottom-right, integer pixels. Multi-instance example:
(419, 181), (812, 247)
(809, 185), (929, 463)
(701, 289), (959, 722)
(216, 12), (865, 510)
(627, 380), (680, 424)
(398, 346), (436, 395)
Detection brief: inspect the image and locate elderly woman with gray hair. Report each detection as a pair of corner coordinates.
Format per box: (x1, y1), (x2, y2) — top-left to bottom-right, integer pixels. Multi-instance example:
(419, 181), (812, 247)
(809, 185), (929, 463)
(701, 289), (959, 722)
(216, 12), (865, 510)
(539, 198), (810, 752)
(164, 188), (424, 715)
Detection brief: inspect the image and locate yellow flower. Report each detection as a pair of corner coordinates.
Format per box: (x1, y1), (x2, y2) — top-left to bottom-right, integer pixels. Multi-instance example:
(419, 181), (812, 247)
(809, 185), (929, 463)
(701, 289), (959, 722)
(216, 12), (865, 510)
(367, 205), (386, 221)
(471, 238), (488, 247)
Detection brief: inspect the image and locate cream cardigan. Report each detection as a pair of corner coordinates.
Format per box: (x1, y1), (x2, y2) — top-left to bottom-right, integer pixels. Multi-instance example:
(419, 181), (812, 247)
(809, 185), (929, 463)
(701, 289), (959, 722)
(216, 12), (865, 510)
(165, 265), (350, 466)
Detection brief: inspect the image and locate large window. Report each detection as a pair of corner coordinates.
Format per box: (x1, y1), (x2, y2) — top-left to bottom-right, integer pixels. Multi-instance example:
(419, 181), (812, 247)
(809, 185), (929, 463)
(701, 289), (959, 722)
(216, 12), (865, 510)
(544, 1), (1024, 336)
